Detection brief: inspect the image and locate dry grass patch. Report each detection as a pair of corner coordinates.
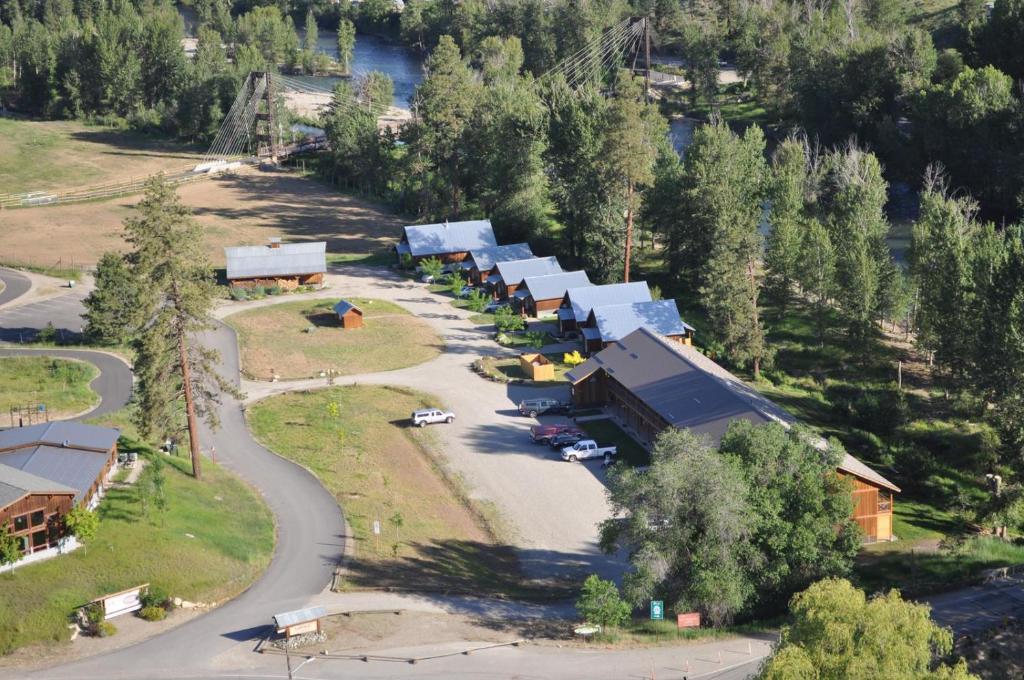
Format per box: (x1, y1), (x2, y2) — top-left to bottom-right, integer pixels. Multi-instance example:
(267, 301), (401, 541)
(248, 385), (527, 594)
(228, 298), (440, 380)
(0, 166), (404, 267)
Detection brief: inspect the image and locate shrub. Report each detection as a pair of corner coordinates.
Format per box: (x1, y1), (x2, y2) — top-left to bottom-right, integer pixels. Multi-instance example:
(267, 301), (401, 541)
(419, 257), (444, 281)
(139, 606), (167, 622)
(525, 331), (546, 348)
(400, 253), (414, 270)
(466, 290), (490, 313)
(96, 621), (117, 638)
(575, 575), (631, 628)
(267, 285), (283, 296)
(37, 322), (57, 343)
(249, 286), (266, 299)
(141, 585), (169, 609)
(494, 306), (525, 333)
(229, 287), (248, 301)
(563, 350), (585, 367)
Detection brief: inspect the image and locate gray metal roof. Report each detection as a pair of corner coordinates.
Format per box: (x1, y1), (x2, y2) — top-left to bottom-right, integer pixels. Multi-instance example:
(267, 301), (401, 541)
(400, 220), (497, 257)
(493, 256), (562, 285)
(521, 271), (591, 302)
(566, 328), (899, 491)
(468, 243), (534, 272)
(224, 242), (326, 280)
(0, 422), (119, 452)
(333, 300), (362, 316)
(564, 282), (651, 322)
(0, 465), (76, 509)
(1, 445), (108, 502)
(589, 300), (692, 342)
(273, 606), (327, 628)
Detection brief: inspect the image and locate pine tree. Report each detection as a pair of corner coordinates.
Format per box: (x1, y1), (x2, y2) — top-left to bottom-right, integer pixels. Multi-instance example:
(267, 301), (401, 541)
(798, 219), (837, 347)
(684, 121), (769, 376)
(125, 178), (236, 479)
(600, 73), (663, 282)
(83, 251), (143, 345)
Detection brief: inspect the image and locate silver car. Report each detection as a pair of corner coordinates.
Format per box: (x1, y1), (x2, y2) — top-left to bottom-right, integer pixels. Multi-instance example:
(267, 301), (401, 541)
(411, 408), (455, 427)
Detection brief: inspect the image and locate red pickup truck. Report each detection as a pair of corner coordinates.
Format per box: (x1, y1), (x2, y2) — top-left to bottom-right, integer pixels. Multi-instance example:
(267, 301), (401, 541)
(530, 424), (584, 445)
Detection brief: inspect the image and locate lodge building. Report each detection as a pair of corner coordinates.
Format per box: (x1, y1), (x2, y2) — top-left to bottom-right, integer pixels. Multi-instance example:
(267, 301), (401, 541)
(566, 328), (900, 541)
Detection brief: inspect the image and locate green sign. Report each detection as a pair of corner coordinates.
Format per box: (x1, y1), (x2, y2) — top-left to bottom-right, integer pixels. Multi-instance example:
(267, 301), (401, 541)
(650, 600), (664, 621)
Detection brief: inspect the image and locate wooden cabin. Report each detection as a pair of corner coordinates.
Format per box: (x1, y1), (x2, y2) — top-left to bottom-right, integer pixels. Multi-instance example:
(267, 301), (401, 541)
(395, 219), (497, 265)
(0, 422), (121, 561)
(486, 256), (562, 301)
(557, 281), (651, 335)
(224, 239), (326, 290)
(333, 300), (364, 329)
(582, 300), (694, 355)
(566, 328), (900, 542)
(514, 271), (591, 318)
(462, 243), (533, 286)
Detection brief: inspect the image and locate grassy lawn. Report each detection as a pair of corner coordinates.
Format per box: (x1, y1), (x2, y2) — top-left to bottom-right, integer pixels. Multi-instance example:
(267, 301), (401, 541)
(590, 618), (774, 647)
(0, 356), (99, 418)
(497, 332), (559, 348)
(0, 446), (273, 655)
(475, 355), (572, 387)
(227, 298), (441, 380)
(325, 251), (395, 267)
(0, 260), (82, 281)
(579, 418), (650, 467)
(247, 385), (543, 596)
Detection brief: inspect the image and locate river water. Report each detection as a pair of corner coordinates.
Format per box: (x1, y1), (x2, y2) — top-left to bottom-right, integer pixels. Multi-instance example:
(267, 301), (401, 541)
(304, 32), (424, 108)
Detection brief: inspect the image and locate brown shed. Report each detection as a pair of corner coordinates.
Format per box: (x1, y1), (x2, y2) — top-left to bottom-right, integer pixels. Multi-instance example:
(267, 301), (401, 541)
(333, 300), (364, 329)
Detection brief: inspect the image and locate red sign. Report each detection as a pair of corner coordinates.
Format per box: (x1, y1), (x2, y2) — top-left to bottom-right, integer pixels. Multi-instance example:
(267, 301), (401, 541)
(677, 612), (701, 629)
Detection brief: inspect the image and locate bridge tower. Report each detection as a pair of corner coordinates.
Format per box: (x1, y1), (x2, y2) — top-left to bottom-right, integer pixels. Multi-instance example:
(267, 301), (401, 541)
(252, 72), (279, 161)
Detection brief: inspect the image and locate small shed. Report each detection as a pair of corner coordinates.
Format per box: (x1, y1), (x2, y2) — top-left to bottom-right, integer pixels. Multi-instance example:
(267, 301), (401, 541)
(273, 606), (327, 639)
(333, 300), (364, 329)
(519, 353), (554, 381)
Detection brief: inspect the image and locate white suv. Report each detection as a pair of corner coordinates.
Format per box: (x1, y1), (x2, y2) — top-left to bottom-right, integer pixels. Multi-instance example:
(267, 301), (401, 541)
(411, 408), (455, 427)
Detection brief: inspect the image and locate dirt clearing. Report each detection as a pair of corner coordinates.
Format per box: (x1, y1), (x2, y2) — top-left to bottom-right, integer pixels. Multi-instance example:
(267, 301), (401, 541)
(0, 166), (404, 266)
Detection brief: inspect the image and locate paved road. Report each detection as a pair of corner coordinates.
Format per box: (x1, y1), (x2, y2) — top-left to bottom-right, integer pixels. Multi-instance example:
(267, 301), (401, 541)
(0, 285), (89, 342)
(0, 268), (31, 308)
(925, 575), (1024, 637)
(0, 347), (133, 420)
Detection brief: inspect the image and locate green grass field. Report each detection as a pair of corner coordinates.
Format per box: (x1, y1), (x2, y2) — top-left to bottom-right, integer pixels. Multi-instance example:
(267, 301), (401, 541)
(0, 448), (273, 654)
(0, 356), (99, 418)
(579, 419), (650, 467)
(248, 385), (540, 596)
(227, 298), (441, 380)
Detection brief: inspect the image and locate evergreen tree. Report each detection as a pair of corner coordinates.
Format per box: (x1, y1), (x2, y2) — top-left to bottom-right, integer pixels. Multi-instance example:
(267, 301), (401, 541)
(409, 35), (479, 215)
(83, 251), (143, 345)
(684, 121), (768, 376)
(124, 178), (236, 479)
(798, 219), (837, 346)
(600, 73), (664, 282)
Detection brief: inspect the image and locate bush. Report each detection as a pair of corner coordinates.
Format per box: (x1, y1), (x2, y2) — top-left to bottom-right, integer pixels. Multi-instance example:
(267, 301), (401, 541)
(575, 575), (631, 628)
(494, 306), (525, 333)
(249, 286), (266, 299)
(141, 585), (169, 609)
(419, 257), (444, 281)
(139, 606), (167, 622)
(96, 621), (117, 638)
(37, 322), (57, 343)
(466, 290), (490, 313)
(267, 285), (283, 296)
(229, 288), (248, 301)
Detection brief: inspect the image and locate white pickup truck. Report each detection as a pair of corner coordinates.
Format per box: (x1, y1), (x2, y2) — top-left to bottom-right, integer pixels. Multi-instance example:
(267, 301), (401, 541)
(560, 439), (617, 462)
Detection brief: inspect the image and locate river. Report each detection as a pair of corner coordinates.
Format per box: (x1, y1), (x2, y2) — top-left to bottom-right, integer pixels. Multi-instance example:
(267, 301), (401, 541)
(303, 32), (424, 108)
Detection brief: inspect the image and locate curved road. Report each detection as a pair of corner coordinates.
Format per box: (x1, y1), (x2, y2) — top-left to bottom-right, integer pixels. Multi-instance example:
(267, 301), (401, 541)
(0, 268), (31, 308)
(0, 271), (347, 677)
(0, 348), (133, 420)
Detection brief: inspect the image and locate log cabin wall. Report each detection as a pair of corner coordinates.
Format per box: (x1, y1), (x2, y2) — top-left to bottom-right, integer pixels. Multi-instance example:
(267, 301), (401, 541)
(0, 493), (74, 555)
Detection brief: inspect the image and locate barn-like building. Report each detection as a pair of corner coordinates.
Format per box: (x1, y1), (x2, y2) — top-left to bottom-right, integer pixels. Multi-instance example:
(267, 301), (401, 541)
(395, 219), (497, 265)
(566, 328), (900, 542)
(582, 300), (694, 354)
(333, 300), (364, 329)
(225, 239), (326, 290)
(513, 271), (591, 318)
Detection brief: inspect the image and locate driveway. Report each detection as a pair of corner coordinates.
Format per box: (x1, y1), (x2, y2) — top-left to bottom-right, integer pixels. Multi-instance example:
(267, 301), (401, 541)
(0, 267), (31, 307)
(926, 574), (1024, 637)
(0, 347), (133, 419)
(226, 265), (625, 582)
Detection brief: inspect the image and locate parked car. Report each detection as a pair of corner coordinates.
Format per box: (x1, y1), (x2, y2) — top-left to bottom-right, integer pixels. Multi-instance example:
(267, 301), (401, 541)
(458, 285), (474, 298)
(560, 439), (617, 462)
(518, 398), (571, 418)
(420, 273), (436, 284)
(549, 431), (586, 449)
(411, 408), (455, 427)
(484, 300), (509, 313)
(529, 424), (583, 444)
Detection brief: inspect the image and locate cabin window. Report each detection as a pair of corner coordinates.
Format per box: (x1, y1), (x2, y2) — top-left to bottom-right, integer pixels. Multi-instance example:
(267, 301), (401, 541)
(30, 510), (45, 527)
(13, 514), (28, 532)
(31, 530), (47, 549)
(877, 491), (892, 513)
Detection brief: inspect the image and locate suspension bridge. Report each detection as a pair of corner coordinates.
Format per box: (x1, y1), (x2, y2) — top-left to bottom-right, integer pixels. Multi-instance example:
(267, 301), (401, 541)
(0, 18), (654, 210)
